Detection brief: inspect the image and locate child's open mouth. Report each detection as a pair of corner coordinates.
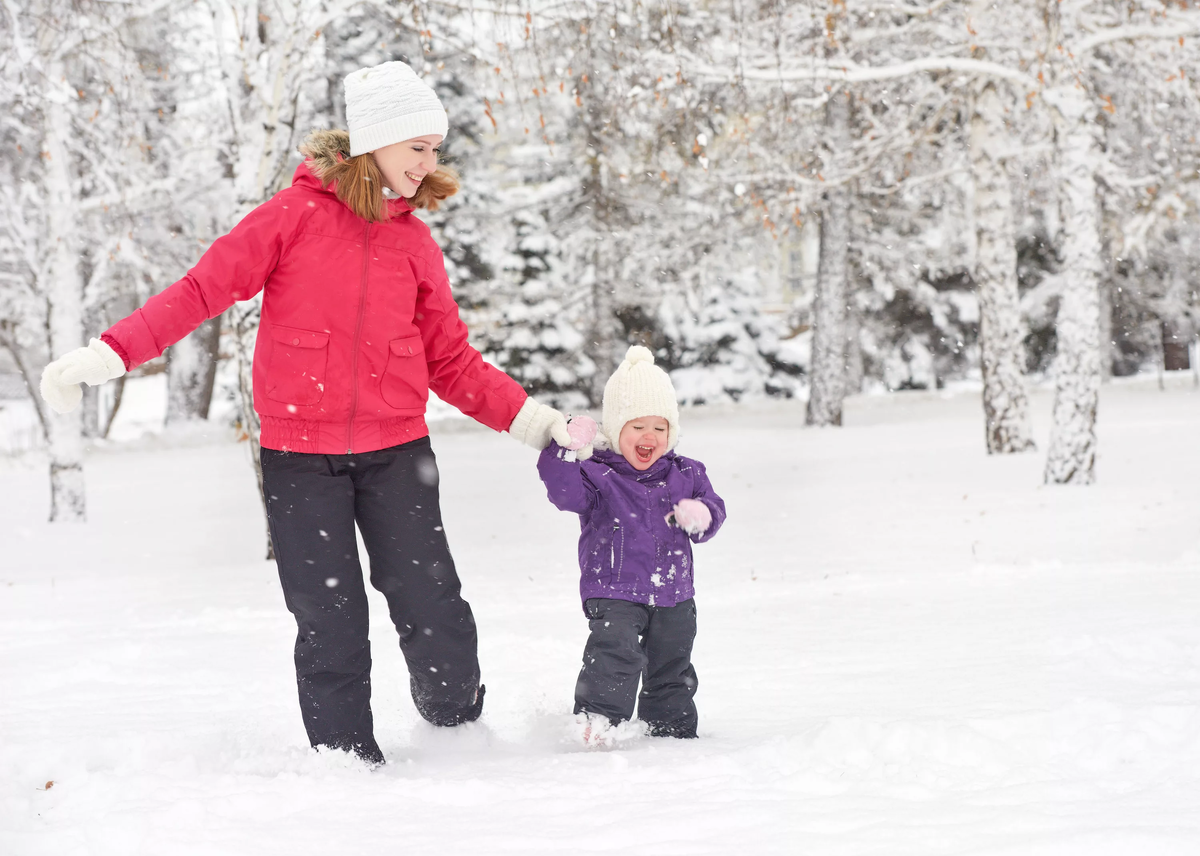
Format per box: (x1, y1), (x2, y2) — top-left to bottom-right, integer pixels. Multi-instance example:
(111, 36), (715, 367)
(636, 445), (655, 461)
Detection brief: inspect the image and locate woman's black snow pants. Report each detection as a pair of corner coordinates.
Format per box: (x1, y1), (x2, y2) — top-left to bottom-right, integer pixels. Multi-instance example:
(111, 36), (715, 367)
(261, 437), (483, 763)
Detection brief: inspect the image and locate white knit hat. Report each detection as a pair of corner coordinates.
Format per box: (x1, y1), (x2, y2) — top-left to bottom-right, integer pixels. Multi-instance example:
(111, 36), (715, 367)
(344, 61), (449, 157)
(602, 346), (680, 451)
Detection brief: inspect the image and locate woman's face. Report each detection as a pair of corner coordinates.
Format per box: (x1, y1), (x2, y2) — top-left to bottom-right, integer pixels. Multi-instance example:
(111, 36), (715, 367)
(372, 135), (443, 198)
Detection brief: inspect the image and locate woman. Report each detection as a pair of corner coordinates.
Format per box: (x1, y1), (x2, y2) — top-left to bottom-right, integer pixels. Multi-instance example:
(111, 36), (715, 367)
(39, 61), (570, 765)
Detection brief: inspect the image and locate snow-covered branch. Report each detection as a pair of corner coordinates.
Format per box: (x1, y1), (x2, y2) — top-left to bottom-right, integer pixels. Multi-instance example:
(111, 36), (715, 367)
(1074, 17), (1200, 56)
(863, 0), (956, 17)
(697, 55), (1038, 88)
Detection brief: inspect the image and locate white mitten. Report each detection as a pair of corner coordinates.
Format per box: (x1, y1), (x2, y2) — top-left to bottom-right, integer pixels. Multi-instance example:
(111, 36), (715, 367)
(508, 396), (571, 450)
(40, 338), (126, 414)
(670, 498), (712, 535)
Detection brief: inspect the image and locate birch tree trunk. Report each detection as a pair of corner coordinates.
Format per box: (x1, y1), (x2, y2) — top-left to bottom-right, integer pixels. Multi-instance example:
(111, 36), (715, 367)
(1161, 270), (1193, 371)
(969, 82), (1035, 453)
(166, 315), (222, 422)
(42, 61), (86, 521)
(575, 49), (623, 409)
(587, 231), (620, 408)
(232, 301), (273, 559)
(582, 139), (619, 407)
(806, 89), (851, 427)
(204, 0), (337, 556)
(1098, 278), (1115, 378)
(1044, 82), (1103, 485)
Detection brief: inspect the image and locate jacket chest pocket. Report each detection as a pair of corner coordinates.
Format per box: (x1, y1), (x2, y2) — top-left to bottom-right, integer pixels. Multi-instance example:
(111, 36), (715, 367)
(380, 334), (430, 409)
(265, 325), (329, 406)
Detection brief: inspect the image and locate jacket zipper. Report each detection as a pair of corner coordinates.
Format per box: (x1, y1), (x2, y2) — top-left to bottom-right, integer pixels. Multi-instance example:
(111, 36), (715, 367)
(346, 222), (371, 453)
(611, 525), (621, 582)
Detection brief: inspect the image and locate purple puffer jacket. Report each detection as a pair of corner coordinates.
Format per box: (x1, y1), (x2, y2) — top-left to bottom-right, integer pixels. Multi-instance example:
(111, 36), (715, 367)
(538, 444), (726, 612)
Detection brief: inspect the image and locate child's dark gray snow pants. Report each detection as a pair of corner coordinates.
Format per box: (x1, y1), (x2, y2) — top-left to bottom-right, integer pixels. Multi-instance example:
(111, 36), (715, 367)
(261, 437), (483, 764)
(574, 597), (699, 738)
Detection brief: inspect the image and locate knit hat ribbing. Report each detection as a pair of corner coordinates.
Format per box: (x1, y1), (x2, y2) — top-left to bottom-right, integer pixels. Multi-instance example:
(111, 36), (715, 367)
(344, 61), (449, 157)
(602, 346), (680, 451)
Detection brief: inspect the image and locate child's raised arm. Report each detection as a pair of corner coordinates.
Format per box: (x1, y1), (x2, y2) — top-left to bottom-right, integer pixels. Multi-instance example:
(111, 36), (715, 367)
(537, 443), (596, 514)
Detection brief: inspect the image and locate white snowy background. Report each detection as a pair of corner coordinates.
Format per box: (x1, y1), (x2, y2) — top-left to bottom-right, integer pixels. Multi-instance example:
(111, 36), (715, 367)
(3, 1), (1200, 853)
(2, 374), (1199, 854)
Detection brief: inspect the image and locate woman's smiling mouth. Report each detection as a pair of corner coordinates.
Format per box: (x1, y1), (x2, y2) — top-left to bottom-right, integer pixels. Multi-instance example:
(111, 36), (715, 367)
(404, 171), (424, 184)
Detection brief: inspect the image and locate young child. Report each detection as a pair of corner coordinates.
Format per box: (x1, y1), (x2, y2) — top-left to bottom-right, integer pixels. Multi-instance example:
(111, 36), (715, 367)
(538, 345), (726, 745)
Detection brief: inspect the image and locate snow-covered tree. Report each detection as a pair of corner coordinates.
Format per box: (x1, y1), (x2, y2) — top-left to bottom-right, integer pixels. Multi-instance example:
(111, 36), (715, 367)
(656, 245), (776, 405)
(0, 0), (172, 520)
(195, 0), (364, 551)
(468, 0), (740, 406)
(807, 88), (853, 426)
(1038, 0), (1200, 483)
(965, 0), (1039, 453)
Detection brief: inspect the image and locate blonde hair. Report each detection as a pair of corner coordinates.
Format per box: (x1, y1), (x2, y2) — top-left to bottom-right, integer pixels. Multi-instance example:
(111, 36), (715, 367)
(314, 149), (460, 222)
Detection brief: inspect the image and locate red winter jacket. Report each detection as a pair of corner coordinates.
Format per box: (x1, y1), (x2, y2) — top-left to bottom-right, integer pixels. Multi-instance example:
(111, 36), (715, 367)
(103, 160), (527, 454)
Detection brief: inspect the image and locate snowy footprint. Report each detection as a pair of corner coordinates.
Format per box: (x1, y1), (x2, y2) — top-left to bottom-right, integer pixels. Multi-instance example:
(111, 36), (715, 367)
(395, 719), (504, 763)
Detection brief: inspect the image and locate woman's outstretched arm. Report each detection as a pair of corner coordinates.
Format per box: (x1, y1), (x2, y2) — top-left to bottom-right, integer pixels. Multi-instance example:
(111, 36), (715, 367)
(102, 194), (297, 370)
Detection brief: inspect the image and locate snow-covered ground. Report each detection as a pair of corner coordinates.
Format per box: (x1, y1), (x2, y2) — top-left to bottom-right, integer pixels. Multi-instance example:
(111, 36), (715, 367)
(2, 377), (1199, 855)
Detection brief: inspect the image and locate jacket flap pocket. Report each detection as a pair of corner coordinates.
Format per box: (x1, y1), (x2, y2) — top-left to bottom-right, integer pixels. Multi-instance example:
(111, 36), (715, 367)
(271, 325), (329, 349)
(389, 334), (424, 357)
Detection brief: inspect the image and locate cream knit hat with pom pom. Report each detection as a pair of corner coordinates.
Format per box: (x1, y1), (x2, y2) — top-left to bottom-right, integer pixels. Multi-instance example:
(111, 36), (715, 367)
(602, 345), (680, 451)
(344, 61), (449, 157)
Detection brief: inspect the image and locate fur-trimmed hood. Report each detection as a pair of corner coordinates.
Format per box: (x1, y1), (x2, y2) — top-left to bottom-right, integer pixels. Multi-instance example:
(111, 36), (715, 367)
(296, 126), (457, 214)
(298, 129), (352, 182)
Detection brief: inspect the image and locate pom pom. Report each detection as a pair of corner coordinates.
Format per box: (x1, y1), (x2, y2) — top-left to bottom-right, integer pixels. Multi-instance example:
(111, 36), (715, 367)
(624, 345), (655, 366)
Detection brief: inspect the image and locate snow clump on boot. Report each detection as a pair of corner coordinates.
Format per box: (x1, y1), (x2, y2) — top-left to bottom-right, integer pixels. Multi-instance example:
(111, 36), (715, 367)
(567, 712), (647, 749)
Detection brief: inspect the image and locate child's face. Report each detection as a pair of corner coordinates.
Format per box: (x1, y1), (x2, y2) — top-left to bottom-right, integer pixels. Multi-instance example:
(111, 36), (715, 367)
(618, 416), (670, 471)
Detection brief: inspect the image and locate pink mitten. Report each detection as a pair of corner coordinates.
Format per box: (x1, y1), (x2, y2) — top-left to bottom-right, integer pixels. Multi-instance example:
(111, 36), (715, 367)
(671, 499), (712, 534)
(564, 415), (598, 451)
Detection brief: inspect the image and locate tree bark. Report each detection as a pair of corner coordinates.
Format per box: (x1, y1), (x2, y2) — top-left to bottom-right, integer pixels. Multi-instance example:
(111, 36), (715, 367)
(969, 82), (1036, 453)
(577, 58), (622, 409)
(806, 90), (851, 427)
(587, 230), (620, 408)
(1161, 270), (1193, 371)
(43, 61), (87, 521)
(1162, 317), (1192, 371)
(166, 314), (222, 422)
(101, 374), (126, 439)
(1044, 83), (1103, 485)
(1098, 277), (1115, 378)
(81, 383), (100, 438)
(231, 300), (273, 559)
(844, 303), (864, 397)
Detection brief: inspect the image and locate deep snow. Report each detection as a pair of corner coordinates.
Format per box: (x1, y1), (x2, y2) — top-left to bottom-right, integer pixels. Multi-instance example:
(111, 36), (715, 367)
(2, 377), (1199, 855)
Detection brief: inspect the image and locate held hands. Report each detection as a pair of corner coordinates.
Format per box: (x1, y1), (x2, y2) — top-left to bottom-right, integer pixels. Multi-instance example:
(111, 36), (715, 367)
(563, 415), (597, 460)
(508, 396), (571, 450)
(39, 339), (126, 414)
(669, 498), (712, 535)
